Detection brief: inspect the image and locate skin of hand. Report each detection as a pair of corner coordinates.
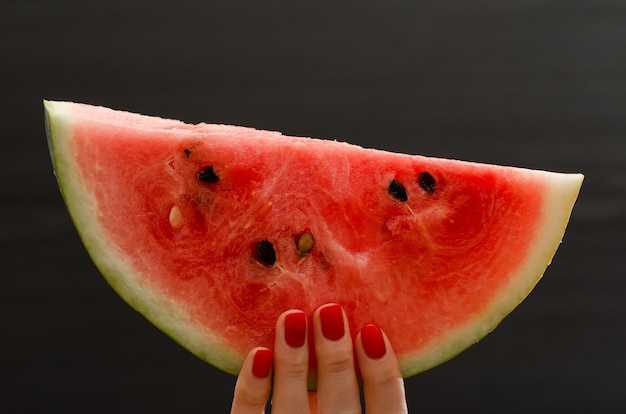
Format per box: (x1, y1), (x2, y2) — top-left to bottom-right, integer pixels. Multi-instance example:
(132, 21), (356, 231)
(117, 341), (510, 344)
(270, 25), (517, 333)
(230, 303), (408, 414)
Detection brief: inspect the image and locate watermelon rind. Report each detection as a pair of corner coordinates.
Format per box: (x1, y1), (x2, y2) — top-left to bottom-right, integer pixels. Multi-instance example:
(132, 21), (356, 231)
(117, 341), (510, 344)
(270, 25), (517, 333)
(45, 100), (243, 375)
(397, 170), (582, 376)
(45, 100), (583, 380)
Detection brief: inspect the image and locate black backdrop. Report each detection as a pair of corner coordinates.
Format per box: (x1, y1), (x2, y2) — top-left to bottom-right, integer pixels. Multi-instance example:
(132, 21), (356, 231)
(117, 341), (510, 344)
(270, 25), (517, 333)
(2, 0), (625, 412)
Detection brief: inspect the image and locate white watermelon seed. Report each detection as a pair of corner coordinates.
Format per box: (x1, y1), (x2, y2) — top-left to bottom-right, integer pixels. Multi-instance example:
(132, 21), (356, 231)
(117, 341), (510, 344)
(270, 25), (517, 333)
(296, 231), (315, 257)
(169, 205), (184, 228)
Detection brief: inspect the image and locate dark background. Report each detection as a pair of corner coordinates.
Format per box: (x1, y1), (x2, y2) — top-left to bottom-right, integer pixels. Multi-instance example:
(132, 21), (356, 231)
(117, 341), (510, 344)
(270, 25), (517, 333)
(2, 0), (625, 412)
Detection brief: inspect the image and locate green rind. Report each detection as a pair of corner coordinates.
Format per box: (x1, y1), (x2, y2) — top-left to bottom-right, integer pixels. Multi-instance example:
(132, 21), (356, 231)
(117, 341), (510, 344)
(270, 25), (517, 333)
(44, 100), (244, 375)
(399, 171), (583, 377)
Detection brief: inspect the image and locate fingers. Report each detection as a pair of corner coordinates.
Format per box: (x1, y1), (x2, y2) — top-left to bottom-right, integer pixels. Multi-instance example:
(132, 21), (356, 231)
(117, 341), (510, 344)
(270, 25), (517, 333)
(313, 303), (361, 413)
(231, 305), (408, 414)
(230, 347), (273, 414)
(355, 324), (408, 414)
(271, 310), (310, 413)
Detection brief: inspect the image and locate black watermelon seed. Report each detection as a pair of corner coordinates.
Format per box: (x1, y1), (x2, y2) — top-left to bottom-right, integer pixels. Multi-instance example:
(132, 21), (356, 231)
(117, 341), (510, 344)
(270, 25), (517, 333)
(256, 240), (276, 266)
(198, 166), (219, 183)
(388, 179), (408, 202)
(418, 171), (436, 194)
(183, 148), (191, 158)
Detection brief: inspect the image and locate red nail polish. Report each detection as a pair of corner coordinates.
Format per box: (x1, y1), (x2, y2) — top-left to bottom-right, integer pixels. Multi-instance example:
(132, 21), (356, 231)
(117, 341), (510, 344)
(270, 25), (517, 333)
(285, 311), (307, 348)
(320, 304), (345, 340)
(252, 348), (273, 378)
(361, 324), (386, 359)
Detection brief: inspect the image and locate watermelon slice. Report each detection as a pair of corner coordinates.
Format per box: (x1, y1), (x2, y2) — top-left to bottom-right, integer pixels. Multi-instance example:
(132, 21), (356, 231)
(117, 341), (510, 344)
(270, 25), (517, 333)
(45, 100), (582, 380)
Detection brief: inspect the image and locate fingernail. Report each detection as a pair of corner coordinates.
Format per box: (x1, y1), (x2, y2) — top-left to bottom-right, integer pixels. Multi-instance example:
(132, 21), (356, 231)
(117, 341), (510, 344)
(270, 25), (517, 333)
(361, 324), (386, 359)
(285, 311), (307, 348)
(252, 348), (273, 378)
(320, 304), (345, 341)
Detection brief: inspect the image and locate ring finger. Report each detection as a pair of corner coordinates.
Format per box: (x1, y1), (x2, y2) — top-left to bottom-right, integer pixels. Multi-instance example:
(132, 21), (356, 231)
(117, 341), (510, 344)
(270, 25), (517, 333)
(313, 303), (361, 413)
(270, 309), (310, 413)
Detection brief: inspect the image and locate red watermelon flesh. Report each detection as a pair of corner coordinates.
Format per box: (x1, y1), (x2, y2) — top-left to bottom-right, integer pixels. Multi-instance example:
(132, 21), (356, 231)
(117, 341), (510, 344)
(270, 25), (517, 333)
(45, 100), (583, 379)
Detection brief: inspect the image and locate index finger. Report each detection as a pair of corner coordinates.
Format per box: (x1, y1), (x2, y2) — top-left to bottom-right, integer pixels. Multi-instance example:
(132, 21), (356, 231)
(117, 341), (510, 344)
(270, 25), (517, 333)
(355, 324), (408, 414)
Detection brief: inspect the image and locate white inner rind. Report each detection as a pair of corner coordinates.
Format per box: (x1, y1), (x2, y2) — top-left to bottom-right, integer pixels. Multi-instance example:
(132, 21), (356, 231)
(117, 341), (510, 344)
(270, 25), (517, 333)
(45, 100), (583, 378)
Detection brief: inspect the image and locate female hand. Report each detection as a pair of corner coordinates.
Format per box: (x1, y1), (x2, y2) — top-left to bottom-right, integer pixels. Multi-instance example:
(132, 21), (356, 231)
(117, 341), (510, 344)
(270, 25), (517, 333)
(230, 303), (408, 413)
